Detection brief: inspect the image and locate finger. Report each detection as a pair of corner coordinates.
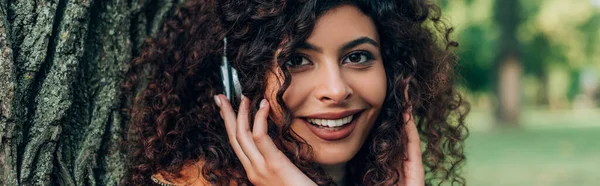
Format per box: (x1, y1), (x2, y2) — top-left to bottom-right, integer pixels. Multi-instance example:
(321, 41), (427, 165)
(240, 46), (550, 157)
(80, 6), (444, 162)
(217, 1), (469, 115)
(403, 111), (423, 185)
(252, 99), (282, 161)
(216, 95), (237, 140)
(251, 100), (310, 181)
(214, 95), (251, 168)
(402, 77), (420, 165)
(402, 77), (420, 164)
(404, 113), (423, 173)
(401, 80), (424, 186)
(236, 95), (266, 166)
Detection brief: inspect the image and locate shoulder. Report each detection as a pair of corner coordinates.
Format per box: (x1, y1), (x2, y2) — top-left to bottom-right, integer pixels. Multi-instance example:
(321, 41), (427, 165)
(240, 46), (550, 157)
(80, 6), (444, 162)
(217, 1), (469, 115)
(152, 160), (246, 186)
(151, 161), (209, 186)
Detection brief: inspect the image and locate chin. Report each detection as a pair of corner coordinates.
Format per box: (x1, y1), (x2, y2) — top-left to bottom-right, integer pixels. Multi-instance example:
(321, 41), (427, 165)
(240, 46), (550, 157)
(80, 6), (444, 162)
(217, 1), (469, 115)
(312, 146), (359, 165)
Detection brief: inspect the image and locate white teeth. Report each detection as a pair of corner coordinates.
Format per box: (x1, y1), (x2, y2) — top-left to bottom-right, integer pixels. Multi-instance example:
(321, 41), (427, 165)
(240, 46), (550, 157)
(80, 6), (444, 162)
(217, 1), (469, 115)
(334, 119), (342, 126)
(327, 120), (335, 127)
(306, 115), (354, 127)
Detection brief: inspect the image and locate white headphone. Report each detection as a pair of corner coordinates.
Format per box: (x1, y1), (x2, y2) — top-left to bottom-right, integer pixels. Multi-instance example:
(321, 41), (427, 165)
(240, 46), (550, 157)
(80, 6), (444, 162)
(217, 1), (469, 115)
(219, 37), (242, 101)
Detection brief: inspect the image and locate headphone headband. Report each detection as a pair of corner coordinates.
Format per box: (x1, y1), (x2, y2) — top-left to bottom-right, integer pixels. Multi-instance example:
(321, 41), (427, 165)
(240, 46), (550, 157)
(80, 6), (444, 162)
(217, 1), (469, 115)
(220, 37), (242, 100)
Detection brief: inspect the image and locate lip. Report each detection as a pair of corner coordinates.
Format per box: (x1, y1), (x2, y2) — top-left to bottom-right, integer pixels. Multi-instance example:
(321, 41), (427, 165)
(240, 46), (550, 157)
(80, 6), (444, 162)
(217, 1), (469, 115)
(303, 109), (364, 120)
(301, 110), (362, 141)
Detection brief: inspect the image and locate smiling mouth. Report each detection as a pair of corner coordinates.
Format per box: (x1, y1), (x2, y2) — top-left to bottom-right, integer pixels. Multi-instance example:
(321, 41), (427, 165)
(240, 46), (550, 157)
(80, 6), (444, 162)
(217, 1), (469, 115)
(304, 114), (355, 128)
(301, 111), (362, 141)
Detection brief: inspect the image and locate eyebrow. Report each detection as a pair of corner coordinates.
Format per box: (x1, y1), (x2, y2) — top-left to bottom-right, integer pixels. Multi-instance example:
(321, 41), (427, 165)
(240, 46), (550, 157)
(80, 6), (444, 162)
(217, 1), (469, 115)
(298, 36), (380, 53)
(341, 37), (379, 52)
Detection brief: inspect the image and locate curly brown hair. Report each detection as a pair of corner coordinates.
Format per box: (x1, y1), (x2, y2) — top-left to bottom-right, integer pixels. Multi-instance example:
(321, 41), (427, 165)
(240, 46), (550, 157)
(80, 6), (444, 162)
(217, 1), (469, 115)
(120, 0), (469, 185)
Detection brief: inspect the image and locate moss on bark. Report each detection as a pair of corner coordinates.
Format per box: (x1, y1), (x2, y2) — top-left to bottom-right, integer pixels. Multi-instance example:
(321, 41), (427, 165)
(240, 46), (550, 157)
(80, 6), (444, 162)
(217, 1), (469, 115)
(0, 0), (184, 185)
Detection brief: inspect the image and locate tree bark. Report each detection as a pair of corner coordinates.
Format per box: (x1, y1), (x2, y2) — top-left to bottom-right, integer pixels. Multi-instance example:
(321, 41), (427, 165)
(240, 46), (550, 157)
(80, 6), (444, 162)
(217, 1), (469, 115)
(0, 0), (183, 185)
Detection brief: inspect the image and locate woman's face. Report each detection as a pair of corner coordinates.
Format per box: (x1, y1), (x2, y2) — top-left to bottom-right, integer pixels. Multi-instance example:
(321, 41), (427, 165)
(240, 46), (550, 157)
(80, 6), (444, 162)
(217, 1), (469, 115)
(266, 5), (387, 165)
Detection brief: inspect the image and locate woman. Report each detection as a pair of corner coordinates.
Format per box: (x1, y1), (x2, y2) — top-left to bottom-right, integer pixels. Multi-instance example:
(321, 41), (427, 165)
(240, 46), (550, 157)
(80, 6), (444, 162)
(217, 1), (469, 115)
(121, 0), (469, 185)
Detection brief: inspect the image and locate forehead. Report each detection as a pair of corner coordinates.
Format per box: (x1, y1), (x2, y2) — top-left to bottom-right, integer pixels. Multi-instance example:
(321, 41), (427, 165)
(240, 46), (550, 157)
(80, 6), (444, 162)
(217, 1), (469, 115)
(306, 5), (379, 45)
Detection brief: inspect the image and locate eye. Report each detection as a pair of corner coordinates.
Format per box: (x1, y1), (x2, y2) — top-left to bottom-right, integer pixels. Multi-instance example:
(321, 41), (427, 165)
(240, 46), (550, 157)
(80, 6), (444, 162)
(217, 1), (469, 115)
(285, 55), (311, 67)
(343, 51), (373, 64)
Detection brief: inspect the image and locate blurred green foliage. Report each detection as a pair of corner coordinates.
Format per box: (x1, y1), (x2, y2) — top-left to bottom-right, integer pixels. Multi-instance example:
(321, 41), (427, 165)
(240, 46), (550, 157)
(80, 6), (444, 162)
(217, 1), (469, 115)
(440, 1), (600, 185)
(443, 0), (600, 108)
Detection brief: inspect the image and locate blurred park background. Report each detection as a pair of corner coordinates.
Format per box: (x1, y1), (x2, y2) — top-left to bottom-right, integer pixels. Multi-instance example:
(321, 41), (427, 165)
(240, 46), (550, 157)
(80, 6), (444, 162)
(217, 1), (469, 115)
(440, 0), (600, 185)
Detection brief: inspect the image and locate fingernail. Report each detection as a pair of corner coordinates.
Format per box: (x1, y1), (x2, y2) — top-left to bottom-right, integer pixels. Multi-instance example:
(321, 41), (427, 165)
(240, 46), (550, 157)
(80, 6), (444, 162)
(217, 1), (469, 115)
(259, 99), (267, 108)
(241, 94), (246, 102)
(214, 95), (221, 107)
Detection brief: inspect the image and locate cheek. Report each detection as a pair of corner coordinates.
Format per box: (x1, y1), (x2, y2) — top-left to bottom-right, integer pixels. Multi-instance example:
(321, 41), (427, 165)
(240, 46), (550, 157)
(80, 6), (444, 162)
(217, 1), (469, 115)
(347, 68), (387, 107)
(265, 72), (311, 126)
(371, 72), (387, 106)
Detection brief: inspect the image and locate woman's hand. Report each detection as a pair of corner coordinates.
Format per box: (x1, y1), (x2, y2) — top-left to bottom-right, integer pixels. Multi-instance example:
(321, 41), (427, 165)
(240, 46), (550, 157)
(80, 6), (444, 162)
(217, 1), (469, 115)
(214, 95), (317, 186)
(401, 78), (425, 186)
(401, 109), (425, 186)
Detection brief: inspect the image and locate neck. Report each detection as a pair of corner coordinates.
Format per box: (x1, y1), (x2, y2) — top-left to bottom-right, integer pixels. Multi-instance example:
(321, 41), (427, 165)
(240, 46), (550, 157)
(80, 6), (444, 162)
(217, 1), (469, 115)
(322, 163), (346, 186)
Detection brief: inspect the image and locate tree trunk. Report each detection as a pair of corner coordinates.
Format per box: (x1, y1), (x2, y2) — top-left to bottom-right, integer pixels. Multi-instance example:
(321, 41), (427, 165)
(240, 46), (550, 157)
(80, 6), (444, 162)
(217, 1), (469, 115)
(496, 55), (522, 125)
(493, 0), (523, 126)
(0, 0), (183, 185)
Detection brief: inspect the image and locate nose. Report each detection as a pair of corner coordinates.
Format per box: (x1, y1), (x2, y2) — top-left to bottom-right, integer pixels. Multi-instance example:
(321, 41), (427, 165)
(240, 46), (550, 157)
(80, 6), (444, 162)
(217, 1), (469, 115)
(314, 64), (353, 105)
